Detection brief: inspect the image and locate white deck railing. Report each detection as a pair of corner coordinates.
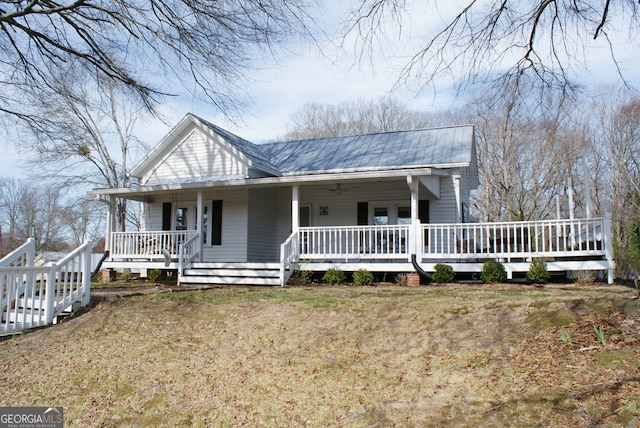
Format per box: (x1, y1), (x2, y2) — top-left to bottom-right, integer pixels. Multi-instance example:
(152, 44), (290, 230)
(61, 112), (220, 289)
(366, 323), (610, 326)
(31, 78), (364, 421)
(299, 225), (411, 260)
(178, 232), (200, 282)
(279, 230), (299, 286)
(422, 217), (607, 259)
(109, 230), (198, 259)
(1, 241), (92, 335)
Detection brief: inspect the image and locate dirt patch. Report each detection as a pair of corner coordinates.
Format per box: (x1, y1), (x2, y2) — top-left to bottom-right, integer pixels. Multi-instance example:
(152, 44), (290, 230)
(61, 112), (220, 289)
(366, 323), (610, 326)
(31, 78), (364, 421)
(1, 284), (639, 427)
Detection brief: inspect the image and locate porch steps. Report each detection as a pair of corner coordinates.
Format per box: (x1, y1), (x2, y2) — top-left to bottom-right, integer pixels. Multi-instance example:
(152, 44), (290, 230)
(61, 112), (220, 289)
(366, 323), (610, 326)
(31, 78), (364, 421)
(2, 297), (79, 327)
(181, 262), (281, 286)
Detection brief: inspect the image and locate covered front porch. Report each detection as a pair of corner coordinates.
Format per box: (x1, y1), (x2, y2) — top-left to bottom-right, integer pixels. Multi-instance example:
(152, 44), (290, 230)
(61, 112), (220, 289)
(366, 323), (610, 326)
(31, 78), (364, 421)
(104, 216), (614, 285)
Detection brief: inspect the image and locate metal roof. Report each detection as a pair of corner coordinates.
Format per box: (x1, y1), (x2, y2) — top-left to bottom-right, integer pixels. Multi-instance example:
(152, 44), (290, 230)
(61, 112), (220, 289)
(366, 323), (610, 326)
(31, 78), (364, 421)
(259, 126), (475, 175)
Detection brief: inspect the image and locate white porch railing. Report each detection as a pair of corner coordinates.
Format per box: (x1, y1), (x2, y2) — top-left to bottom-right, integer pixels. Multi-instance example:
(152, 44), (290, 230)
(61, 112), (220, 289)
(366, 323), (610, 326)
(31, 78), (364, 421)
(109, 230), (198, 259)
(1, 241), (92, 335)
(298, 225), (410, 260)
(422, 217), (608, 259)
(178, 232), (200, 283)
(279, 230), (299, 286)
(0, 238), (36, 268)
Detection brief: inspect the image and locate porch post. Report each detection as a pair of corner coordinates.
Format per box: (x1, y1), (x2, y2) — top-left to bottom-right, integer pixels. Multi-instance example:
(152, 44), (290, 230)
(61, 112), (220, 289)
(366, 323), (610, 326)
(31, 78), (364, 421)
(197, 191), (204, 262)
(105, 195), (116, 252)
(407, 176), (420, 257)
(453, 174), (462, 223)
(292, 185), (300, 233)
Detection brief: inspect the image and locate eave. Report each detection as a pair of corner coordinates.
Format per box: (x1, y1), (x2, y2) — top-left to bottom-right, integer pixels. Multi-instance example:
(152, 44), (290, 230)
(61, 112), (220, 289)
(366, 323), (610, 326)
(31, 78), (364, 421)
(89, 167), (450, 201)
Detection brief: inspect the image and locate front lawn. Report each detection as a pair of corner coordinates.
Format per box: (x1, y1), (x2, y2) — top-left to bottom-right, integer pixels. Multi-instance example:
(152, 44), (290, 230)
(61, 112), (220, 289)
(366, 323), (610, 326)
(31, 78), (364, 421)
(1, 284), (639, 427)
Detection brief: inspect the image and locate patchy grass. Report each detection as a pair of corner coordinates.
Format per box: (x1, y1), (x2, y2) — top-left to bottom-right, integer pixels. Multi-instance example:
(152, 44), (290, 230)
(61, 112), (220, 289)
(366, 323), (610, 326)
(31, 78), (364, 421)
(1, 284), (639, 427)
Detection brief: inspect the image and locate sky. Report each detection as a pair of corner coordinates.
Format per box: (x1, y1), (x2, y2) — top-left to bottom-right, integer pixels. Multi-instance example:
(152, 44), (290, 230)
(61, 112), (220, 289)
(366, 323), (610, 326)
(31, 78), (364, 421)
(2, 1), (639, 179)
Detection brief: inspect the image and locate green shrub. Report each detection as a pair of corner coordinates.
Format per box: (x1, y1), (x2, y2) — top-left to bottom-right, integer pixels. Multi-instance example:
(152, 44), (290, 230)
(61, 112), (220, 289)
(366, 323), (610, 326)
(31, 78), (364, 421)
(148, 269), (163, 283)
(527, 259), (550, 284)
(120, 270), (132, 282)
(322, 268), (346, 285)
(353, 268), (374, 285)
(481, 260), (506, 283)
(432, 263), (455, 283)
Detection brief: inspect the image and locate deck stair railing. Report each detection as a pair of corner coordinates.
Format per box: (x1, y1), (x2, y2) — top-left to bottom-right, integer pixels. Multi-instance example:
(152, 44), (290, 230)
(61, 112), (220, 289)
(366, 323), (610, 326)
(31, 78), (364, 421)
(1, 240), (92, 335)
(177, 232), (200, 284)
(279, 230), (300, 286)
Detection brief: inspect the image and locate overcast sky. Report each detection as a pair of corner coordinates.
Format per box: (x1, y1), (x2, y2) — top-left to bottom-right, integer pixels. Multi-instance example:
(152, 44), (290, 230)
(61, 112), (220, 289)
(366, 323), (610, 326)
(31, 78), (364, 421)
(3, 1), (638, 179)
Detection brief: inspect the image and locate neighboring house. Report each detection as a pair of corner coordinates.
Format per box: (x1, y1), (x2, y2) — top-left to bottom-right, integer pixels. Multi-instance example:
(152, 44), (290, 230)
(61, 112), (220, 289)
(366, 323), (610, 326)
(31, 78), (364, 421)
(90, 114), (614, 285)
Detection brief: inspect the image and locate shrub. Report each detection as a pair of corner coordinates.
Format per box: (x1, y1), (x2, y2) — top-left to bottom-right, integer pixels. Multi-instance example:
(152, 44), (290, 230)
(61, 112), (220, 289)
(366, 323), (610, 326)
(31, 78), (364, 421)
(322, 268), (346, 285)
(572, 270), (596, 285)
(394, 273), (408, 287)
(148, 269), (163, 283)
(526, 259), (550, 284)
(481, 260), (506, 283)
(432, 263), (455, 284)
(353, 268), (374, 285)
(120, 270), (132, 282)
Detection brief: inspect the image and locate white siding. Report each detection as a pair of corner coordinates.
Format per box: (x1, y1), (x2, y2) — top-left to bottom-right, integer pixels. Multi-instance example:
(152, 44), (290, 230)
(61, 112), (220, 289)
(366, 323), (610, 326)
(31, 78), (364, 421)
(143, 188), (249, 262)
(247, 188), (279, 261)
(429, 175), (458, 223)
(143, 130), (249, 185)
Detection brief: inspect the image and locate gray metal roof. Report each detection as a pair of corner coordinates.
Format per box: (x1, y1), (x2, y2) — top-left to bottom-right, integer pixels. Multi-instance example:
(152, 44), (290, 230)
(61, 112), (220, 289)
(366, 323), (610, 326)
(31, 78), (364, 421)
(194, 115), (279, 175)
(260, 126), (475, 175)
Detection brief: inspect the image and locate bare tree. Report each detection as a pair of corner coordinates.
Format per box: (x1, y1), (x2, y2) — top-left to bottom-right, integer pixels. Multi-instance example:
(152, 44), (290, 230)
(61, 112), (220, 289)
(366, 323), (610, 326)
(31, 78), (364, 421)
(0, 178), (68, 253)
(0, 0), (316, 125)
(282, 97), (444, 140)
(594, 92), (640, 276)
(346, 1), (639, 96)
(458, 81), (586, 222)
(26, 71), (147, 231)
(63, 197), (104, 247)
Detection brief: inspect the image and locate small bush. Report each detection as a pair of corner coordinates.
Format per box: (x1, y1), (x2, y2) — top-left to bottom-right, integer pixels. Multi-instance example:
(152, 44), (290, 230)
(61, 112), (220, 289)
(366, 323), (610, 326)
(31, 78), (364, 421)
(432, 263), (455, 284)
(481, 260), (506, 283)
(322, 268), (346, 285)
(353, 268), (374, 285)
(395, 273), (408, 287)
(527, 259), (550, 284)
(120, 270), (132, 282)
(572, 270), (596, 285)
(148, 269), (162, 283)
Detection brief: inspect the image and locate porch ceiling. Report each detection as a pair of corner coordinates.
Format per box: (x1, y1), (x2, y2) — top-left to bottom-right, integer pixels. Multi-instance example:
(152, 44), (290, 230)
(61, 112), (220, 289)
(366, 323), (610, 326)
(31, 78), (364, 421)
(89, 167), (450, 201)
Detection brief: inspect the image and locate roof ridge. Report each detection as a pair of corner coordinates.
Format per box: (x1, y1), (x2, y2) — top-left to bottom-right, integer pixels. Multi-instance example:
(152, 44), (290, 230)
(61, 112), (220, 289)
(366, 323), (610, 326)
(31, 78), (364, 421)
(264, 123), (474, 146)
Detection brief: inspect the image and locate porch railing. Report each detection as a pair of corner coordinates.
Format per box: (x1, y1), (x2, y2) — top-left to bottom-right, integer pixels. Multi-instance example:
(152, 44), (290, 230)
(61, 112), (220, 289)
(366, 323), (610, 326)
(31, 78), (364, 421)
(279, 230), (299, 286)
(422, 217), (607, 259)
(178, 232), (200, 283)
(109, 230), (198, 259)
(299, 225), (410, 260)
(1, 241), (92, 335)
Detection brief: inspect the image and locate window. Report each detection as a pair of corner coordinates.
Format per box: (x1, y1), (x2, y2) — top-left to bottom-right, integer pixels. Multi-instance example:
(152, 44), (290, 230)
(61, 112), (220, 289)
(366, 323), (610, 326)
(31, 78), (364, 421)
(397, 206), (411, 225)
(175, 207), (188, 231)
(202, 205), (208, 244)
(374, 207), (388, 225)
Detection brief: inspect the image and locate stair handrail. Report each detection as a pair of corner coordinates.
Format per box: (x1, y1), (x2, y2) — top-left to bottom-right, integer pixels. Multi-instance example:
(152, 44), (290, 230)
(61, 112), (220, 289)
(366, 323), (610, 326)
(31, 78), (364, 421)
(279, 230), (299, 286)
(178, 232), (200, 284)
(0, 238), (36, 268)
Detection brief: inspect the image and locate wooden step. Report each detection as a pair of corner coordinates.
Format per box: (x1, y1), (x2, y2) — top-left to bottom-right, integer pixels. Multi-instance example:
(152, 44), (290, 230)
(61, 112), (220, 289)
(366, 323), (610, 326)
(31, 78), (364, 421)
(190, 262), (280, 270)
(180, 275), (281, 286)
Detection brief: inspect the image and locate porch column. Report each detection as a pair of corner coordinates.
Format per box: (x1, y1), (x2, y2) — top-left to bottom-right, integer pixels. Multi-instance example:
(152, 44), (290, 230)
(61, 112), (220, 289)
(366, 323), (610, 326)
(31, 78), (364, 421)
(407, 175), (420, 256)
(453, 174), (462, 223)
(292, 185), (300, 233)
(197, 191), (204, 262)
(105, 195), (116, 252)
